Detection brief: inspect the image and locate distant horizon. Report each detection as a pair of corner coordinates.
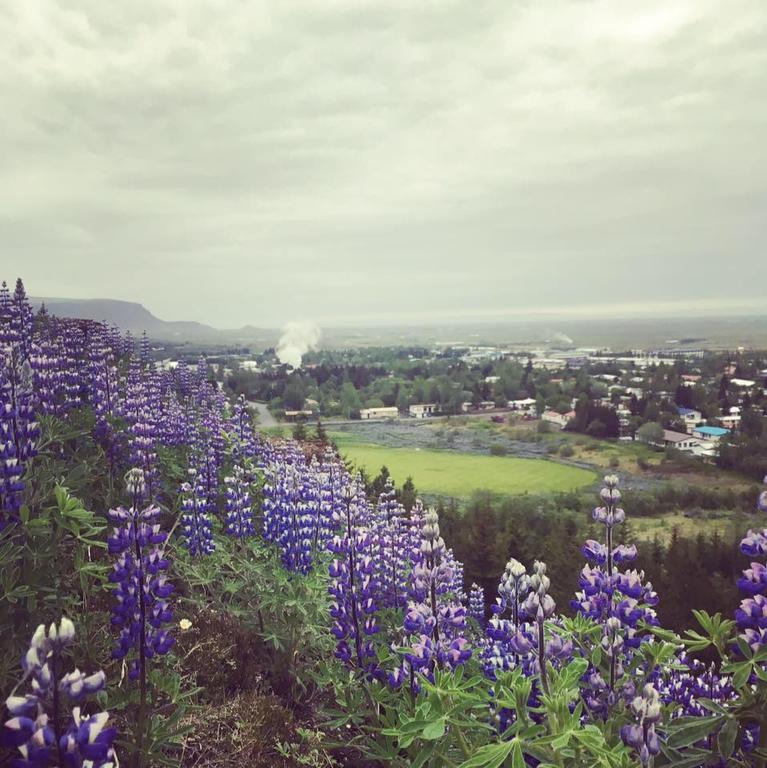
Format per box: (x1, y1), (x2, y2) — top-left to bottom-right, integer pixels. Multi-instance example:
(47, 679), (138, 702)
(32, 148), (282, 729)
(31, 291), (767, 331)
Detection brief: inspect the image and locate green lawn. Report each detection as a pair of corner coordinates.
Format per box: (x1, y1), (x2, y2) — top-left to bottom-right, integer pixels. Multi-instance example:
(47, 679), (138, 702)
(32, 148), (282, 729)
(334, 438), (597, 498)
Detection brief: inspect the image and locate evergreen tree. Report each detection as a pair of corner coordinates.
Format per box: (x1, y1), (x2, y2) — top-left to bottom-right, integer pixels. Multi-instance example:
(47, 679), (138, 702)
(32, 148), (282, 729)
(399, 476), (417, 511)
(292, 419), (307, 441)
(370, 465), (391, 500)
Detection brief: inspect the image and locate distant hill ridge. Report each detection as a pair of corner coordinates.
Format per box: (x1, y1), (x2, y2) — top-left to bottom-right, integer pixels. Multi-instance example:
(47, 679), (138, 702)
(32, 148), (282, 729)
(31, 297), (278, 345)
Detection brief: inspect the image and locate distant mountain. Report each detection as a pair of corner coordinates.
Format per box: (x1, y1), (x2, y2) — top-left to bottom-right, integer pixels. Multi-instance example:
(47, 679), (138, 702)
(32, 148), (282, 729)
(31, 297), (279, 346)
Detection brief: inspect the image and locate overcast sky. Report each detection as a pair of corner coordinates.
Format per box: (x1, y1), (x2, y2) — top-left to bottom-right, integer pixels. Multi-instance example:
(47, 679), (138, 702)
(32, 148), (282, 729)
(1, 1), (766, 327)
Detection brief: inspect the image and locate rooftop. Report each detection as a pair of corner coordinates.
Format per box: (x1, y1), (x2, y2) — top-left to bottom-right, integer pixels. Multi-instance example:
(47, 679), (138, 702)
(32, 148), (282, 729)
(694, 425), (730, 437)
(664, 429), (693, 443)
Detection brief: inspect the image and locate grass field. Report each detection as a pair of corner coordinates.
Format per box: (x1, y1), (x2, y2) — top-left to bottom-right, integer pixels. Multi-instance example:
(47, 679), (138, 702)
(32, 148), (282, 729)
(630, 512), (739, 543)
(332, 434), (597, 497)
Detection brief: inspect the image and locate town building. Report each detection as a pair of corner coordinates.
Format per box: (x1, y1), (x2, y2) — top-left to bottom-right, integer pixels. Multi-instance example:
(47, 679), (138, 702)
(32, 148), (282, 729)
(692, 425), (730, 442)
(409, 403), (438, 419)
(360, 406), (399, 420)
(508, 397), (537, 415)
(663, 430), (702, 451)
(677, 407), (702, 432)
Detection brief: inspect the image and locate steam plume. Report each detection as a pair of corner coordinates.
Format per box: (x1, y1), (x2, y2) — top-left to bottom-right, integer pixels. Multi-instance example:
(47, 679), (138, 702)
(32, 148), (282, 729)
(276, 321), (321, 368)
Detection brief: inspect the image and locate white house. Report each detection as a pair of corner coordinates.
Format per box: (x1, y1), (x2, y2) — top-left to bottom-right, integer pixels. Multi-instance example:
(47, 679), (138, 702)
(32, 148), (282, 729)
(360, 406), (399, 420)
(284, 409), (313, 421)
(677, 407), (702, 432)
(508, 397), (537, 415)
(409, 403), (438, 419)
(663, 430), (702, 451)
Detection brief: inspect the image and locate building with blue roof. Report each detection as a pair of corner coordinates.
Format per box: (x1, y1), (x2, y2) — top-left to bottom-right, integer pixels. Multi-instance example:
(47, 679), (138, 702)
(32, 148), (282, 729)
(677, 407), (702, 431)
(693, 425), (730, 441)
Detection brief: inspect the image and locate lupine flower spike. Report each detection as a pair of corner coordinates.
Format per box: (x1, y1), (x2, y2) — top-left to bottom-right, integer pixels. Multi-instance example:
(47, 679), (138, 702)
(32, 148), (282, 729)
(2, 618), (117, 768)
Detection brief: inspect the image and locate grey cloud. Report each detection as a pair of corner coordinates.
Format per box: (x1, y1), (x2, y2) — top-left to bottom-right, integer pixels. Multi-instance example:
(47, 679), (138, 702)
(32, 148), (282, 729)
(0, 0), (765, 327)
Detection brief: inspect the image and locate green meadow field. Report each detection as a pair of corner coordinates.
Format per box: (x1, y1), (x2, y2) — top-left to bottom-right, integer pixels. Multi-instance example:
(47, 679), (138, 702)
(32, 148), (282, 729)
(331, 433), (597, 498)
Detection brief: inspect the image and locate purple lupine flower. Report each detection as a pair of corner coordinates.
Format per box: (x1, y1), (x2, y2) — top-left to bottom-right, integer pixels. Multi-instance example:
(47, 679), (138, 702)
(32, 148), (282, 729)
(621, 683), (662, 766)
(0, 357), (39, 527)
(121, 357), (159, 499)
(228, 395), (260, 462)
(482, 557), (534, 697)
(572, 476), (658, 715)
(30, 335), (66, 416)
(327, 479), (380, 673)
(190, 405), (223, 509)
(108, 469), (174, 683)
(262, 443), (330, 573)
(524, 560), (557, 693)
(179, 467), (215, 556)
(651, 652), (735, 718)
(2, 618), (117, 768)
(481, 556), (566, 731)
(735, 477), (767, 655)
(392, 505), (471, 690)
(468, 583), (485, 626)
(224, 464), (255, 539)
(10, 279), (34, 360)
(374, 477), (409, 609)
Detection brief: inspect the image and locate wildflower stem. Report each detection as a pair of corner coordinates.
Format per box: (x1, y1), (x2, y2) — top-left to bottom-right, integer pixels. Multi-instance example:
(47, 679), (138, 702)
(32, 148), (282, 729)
(131, 493), (147, 768)
(538, 619), (549, 695)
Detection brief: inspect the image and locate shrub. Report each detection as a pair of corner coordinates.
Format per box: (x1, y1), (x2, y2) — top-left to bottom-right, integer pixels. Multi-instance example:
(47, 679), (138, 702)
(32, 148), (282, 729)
(559, 445), (575, 458)
(489, 443), (507, 456)
(609, 456), (620, 468)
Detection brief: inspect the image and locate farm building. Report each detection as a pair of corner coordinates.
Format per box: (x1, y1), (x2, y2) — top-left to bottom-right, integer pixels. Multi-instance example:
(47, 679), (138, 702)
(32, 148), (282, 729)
(360, 406), (399, 420)
(409, 403), (438, 419)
